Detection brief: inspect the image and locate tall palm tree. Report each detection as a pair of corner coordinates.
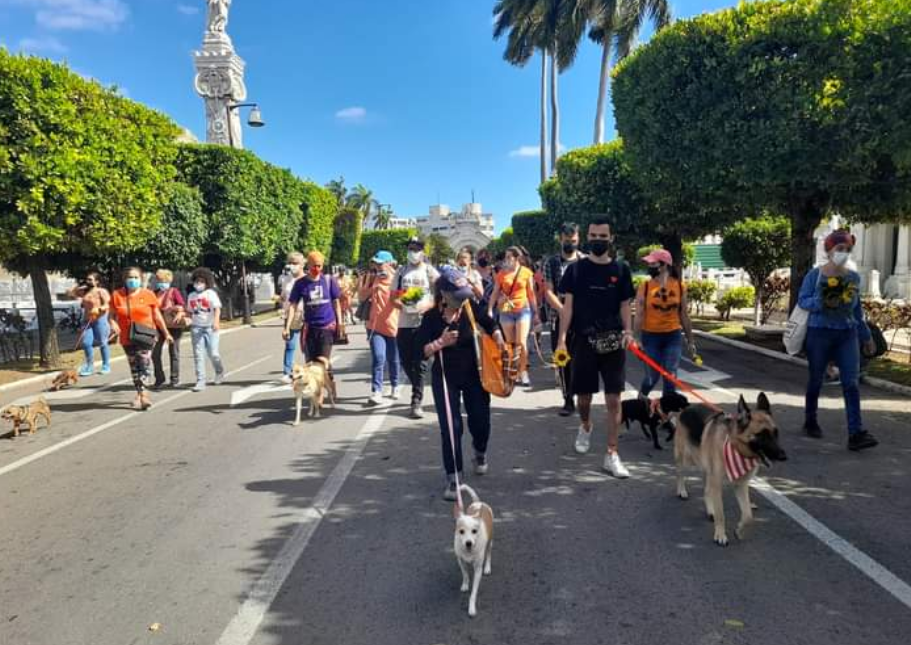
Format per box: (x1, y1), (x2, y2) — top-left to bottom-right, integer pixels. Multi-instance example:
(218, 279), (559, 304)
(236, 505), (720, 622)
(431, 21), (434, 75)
(346, 184), (377, 230)
(374, 205), (394, 230)
(585, 0), (672, 144)
(326, 176), (346, 206)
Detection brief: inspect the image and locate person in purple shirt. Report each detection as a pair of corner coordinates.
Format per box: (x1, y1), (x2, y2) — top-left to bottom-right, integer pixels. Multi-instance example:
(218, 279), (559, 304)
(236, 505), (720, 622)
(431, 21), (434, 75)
(282, 250), (345, 365)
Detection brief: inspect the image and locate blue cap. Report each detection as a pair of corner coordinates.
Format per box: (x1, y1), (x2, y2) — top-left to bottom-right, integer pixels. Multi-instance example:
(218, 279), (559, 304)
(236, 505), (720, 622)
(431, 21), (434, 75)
(437, 265), (474, 301)
(372, 250), (395, 264)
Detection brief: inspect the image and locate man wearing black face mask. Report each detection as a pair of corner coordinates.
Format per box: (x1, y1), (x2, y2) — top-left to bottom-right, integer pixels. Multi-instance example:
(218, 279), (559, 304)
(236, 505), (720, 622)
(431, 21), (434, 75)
(557, 219), (635, 479)
(544, 222), (585, 416)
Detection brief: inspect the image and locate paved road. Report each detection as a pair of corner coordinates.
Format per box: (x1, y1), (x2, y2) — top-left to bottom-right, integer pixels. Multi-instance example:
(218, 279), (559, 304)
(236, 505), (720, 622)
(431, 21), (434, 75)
(1, 321), (910, 645)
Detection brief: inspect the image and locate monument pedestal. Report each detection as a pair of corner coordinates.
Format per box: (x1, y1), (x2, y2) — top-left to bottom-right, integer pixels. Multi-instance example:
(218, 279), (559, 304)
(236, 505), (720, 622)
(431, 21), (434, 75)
(194, 35), (246, 147)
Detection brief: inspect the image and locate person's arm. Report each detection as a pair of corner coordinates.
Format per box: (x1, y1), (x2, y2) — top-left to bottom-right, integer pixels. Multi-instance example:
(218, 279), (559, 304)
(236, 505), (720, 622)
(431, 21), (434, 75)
(558, 294), (574, 351)
(414, 266), (438, 315)
(525, 271), (538, 317)
(470, 271), (484, 298)
(283, 284), (302, 339)
(98, 288), (111, 314)
(330, 278), (344, 330)
(487, 278), (501, 318)
(621, 299), (634, 348)
(797, 269), (823, 312)
(172, 288), (186, 309)
(853, 287), (873, 346)
(634, 283), (646, 337)
(152, 305), (174, 342)
(474, 302), (505, 349)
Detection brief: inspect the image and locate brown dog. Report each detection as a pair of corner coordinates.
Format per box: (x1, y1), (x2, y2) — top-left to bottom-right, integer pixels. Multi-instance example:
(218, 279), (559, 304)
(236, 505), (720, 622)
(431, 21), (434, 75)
(2, 397), (52, 438)
(291, 359), (336, 425)
(674, 393), (787, 546)
(49, 369), (79, 392)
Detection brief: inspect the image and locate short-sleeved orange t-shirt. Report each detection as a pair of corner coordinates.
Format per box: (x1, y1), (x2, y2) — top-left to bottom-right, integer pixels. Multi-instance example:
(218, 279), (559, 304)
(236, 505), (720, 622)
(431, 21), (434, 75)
(640, 278), (685, 333)
(496, 266), (534, 313)
(112, 288), (159, 345)
(367, 278), (400, 338)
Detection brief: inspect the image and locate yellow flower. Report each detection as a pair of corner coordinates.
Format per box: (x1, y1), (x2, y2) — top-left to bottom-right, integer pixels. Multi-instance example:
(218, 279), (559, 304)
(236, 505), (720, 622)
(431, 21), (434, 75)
(693, 354), (704, 367)
(842, 292), (853, 304)
(827, 277), (839, 287)
(553, 348), (571, 368)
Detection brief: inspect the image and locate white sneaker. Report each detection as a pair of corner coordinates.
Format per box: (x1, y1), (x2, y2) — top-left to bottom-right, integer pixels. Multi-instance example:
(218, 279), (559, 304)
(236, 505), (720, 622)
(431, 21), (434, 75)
(281, 374), (292, 384)
(367, 391), (384, 406)
(192, 382), (206, 392)
(214, 372), (225, 385)
(603, 452), (630, 479)
(574, 426), (592, 454)
(519, 371), (531, 387)
(390, 385), (404, 400)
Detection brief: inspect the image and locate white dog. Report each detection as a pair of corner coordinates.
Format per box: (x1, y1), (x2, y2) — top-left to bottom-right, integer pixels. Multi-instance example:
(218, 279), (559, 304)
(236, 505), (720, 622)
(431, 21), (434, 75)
(453, 484), (494, 617)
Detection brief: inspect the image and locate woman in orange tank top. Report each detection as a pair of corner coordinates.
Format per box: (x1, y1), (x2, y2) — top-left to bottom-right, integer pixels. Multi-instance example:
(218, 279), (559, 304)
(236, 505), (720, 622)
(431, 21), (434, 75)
(634, 249), (696, 398)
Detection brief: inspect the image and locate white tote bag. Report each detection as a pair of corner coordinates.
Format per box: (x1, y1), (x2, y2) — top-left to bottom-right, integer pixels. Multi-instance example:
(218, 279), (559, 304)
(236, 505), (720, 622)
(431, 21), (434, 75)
(782, 269), (821, 356)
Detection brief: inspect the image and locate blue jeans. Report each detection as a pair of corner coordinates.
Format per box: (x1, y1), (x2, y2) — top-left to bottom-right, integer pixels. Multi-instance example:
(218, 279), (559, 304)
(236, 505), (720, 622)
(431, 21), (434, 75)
(283, 329), (301, 375)
(191, 326), (225, 384)
(639, 330), (683, 396)
(432, 373), (491, 476)
(369, 331), (400, 393)
(805, 327), (863, 435)
(81, 314), (111, 372)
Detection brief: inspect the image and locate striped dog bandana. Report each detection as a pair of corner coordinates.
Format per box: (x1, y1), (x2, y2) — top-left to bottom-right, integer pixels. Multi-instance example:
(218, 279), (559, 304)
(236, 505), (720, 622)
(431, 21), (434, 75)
(723, 437), (759, 482)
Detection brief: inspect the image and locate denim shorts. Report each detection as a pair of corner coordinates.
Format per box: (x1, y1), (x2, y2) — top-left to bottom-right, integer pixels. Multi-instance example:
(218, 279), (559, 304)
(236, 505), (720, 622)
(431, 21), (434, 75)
(499, 307), (532, 324)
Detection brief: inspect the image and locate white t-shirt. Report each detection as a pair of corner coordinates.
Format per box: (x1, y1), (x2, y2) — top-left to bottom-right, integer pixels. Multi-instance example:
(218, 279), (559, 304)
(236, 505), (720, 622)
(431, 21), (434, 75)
(393, 263), (439, 329)
(187, 288), (223, 328)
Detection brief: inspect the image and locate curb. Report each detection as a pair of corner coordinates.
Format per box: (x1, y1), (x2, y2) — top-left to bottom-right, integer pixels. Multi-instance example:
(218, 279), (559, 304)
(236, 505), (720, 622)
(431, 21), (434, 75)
(694, 330), (911, 398)
(0, 314), (279, 395)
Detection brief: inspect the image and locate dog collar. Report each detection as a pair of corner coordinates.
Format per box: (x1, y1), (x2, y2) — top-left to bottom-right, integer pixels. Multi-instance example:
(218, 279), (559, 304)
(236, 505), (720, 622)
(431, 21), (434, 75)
(723, 437), (758, 482)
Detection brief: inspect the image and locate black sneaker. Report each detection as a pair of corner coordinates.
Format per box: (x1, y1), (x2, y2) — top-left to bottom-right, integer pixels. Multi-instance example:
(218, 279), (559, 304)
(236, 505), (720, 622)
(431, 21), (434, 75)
(803, 421), (824, 439)
(558, 399), (575, 417)
(848, 431), (879, 452)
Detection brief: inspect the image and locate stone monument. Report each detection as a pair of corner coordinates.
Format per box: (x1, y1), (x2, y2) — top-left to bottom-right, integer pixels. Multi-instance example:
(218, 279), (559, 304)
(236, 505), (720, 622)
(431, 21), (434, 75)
(193, 0), (247, 147)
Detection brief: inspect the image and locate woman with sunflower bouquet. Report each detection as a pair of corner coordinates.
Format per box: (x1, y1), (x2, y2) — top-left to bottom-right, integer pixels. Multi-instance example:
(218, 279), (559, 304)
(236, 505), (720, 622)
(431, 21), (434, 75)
(798, 230), (877, 451)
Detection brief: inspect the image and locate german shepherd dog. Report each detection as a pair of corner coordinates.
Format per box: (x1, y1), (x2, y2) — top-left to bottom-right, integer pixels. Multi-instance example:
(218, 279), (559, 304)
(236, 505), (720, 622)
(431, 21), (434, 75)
(674, 393), (786, 546)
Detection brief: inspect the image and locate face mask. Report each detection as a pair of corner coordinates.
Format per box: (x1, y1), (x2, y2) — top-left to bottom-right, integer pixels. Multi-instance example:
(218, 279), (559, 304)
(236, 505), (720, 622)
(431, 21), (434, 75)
(832, 251), (851, 267)
(194, 282), (206, 293)
(562, 242), (577, 255)
(308, 266), (322, 278)
(408, 250), (424, 265)
(125, 278), (141, 290)
(290, 263), (303, 276)
(589, 240), (610, 257)
(647, 267), (661, 278)
(157, 282), (171, 291)
(505, 258), (517, 270)
(477, 258), (490, 268)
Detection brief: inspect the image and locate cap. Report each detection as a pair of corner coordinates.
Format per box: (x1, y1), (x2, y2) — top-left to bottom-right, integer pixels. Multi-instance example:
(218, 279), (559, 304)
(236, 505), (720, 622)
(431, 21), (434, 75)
(371, 250), (395, 264)
(437, 265), (475, 301)
(642, 248), (673, 265)
(406, 236), (425, 249)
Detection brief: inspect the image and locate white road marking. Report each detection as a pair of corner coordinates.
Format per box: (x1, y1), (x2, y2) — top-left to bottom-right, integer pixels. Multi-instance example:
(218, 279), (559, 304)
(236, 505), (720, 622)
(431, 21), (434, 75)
(752, 478), (911, 611)
(230, 382), (290, 407)
(0, 355), (273, 479)
(8, 378), (133, 406)
(214, 407), (390, 645)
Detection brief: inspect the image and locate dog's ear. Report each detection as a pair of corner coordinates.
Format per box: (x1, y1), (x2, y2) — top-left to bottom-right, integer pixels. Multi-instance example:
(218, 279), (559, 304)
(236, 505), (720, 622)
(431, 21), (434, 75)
(736, 395), (751, 429)
(756, 392), (771, 413)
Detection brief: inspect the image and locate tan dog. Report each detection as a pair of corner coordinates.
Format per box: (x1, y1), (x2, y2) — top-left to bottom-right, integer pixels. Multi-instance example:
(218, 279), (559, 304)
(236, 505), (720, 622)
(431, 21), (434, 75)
(674, 393), (787, 546)
(2, 397), (52, 438)
(49, 369), (79, 391)
(291, 359), (336, 425)
(453, 484), (494, 617)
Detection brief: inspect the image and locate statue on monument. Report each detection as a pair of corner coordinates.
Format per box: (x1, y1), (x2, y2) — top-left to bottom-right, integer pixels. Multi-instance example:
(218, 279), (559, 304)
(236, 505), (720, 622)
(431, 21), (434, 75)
(206, 0), (231, 34)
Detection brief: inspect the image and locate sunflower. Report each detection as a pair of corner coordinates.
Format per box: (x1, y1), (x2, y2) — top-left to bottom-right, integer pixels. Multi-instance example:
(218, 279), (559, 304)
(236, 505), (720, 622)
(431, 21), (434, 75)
(553, 348), (571, 368)
(827, 276), (839, 287)
(693, 354), (704, 367)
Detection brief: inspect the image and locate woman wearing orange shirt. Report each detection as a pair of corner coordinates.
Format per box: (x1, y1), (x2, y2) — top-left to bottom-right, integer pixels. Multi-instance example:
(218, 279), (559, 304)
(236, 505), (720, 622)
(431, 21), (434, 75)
(488, 246), (538, 386)
(358, 251), (402, 407)
(634, 249), (695, 398)
(111, 267), (173, 410)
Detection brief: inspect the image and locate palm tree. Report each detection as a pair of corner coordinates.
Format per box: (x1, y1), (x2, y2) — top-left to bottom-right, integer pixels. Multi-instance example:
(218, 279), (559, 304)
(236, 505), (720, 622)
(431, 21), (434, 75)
(374, 205), (394, 230)
(346, 184), (377, 230)
(586, 0), (672, 144)
(326, 176), (346, 206)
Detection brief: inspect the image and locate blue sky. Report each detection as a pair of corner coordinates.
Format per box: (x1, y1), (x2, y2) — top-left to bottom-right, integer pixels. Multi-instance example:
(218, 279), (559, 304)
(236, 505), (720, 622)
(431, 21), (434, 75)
(0, 0), (736, 233)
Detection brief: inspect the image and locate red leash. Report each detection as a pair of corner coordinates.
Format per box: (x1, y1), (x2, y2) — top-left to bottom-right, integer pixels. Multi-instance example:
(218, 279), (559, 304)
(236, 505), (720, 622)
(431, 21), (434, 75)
(628, 342), (724, 414)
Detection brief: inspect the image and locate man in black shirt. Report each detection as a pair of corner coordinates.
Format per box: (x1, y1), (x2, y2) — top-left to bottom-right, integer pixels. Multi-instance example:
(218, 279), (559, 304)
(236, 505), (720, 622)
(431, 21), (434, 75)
(557, 219), (635, 479)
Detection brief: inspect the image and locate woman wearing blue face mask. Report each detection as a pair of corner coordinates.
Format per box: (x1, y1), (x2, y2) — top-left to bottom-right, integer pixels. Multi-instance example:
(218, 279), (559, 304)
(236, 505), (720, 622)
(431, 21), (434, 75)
(152, 268), (187, 388)
(799, 230), (878, 451)
(112, 267), (173, 410)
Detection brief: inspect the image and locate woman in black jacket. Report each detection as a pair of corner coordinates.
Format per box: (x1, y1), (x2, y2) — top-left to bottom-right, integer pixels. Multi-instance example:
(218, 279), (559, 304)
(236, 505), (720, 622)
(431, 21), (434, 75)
(417, 266), (505, 501)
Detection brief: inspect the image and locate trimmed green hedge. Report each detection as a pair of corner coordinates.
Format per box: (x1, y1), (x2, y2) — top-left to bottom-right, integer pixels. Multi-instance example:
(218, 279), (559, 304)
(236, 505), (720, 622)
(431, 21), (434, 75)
(358, 228), (418, 266)
(330, 207), (364, 267)
(298, 181), (336, 259)
(511, 210), (556, 260)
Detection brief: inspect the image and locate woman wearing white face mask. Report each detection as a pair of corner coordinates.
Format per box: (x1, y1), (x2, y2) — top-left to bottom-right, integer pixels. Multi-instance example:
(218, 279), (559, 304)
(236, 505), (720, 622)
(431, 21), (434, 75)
(280, 252), (306, 383)
(798, 230), (877, 451)
(187, 267), (225, 392)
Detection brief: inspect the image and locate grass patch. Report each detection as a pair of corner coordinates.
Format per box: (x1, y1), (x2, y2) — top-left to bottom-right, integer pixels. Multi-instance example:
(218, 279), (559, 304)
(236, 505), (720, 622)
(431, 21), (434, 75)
(866, 354), (911, 388)
(692, 318), (746, 340)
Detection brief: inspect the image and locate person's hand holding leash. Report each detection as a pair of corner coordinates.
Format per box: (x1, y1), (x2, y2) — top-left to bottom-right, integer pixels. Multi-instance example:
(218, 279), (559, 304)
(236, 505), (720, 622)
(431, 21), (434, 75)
(440, 328), (459, 348)
(621, 330), (635, 349)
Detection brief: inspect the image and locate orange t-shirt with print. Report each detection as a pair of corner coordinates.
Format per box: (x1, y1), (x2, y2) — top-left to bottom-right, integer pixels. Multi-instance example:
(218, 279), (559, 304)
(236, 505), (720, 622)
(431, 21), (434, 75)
(111, 288), (160, 346)
(367, 278), (400, 337)
(639, 278), (685, 333)
(496, 266), (534, 313)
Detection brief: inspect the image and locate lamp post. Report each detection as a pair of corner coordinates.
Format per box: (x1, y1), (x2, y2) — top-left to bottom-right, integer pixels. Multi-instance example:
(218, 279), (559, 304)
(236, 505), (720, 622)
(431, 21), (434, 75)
(225, 103), (265, 324)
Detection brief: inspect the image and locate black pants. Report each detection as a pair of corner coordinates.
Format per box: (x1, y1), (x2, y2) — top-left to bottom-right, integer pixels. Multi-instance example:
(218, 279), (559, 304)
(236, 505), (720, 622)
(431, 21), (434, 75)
(397, 327), (427, 404)
(303, 326), (335, 363)
(432, 372), (491, 475)
(152, 328), (182, 385)
(551, 318), (575, 404)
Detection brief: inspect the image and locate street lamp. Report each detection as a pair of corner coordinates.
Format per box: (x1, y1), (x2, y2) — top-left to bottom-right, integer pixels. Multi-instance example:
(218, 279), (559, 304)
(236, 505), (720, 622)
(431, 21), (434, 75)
(225, 103), (265, 324)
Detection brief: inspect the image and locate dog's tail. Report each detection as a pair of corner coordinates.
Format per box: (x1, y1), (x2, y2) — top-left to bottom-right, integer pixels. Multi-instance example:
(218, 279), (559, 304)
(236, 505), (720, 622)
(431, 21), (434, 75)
(459, 484), (481, 506)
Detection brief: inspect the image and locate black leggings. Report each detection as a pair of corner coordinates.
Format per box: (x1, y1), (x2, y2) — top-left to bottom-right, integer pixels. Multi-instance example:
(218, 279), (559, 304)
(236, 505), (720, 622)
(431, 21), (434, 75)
(125, 344), (152, 393)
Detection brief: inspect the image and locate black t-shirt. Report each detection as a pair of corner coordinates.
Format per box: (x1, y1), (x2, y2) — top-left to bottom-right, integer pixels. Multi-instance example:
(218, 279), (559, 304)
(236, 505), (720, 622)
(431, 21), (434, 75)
(416, 301), (498, 385)
(558, 258), (635, 334)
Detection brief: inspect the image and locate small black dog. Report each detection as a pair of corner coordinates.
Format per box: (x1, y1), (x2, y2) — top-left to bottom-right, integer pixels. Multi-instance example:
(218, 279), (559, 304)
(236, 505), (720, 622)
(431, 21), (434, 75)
(621, 392), (690, 450)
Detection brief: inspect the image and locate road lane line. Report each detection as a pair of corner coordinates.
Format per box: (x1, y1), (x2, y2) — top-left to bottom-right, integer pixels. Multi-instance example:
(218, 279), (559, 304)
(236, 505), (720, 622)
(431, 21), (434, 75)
(0, 355), (273, 479)
(8, 377), (134, 406)
(214, 408), (390, 645)
(752, 478), (911, 610)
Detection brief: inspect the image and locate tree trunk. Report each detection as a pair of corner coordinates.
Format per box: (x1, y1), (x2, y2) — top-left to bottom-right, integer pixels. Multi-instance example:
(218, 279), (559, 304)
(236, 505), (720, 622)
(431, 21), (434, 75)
(789, 200), (825, 312)
(540, 50), (549, 185)
(753, 281), (763, 326)
(594, 40), (610, 145)
(549, 46), (560, 176)
(27, 257), (61, 368)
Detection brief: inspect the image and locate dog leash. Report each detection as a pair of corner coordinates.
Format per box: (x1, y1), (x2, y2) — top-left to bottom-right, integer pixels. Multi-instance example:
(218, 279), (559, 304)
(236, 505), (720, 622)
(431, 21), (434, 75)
(628, 342), (724, 414)
(438, 350), (465, 511)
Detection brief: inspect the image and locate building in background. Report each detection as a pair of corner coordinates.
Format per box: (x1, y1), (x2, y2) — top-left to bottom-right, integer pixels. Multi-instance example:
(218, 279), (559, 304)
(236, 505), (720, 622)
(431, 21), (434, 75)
(415, 203), (494, 252)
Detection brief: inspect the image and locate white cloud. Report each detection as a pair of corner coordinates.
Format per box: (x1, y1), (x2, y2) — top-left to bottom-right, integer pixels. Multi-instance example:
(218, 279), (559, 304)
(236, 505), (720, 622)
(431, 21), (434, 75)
(1, 0), (129, 32)
(177, 3), (199, 15)
(335, 106), (367, 123)
(18, 34), (68, 53)
(509, 143), (567, 158)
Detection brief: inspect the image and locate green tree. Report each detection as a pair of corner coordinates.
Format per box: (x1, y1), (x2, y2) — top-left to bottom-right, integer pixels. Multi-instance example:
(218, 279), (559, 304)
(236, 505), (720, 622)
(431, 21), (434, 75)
(330, 207), (365, 267)
(511, 210), (557, 259)
(358, 229), (419, 267)
(298, 181), (336, 259)
(485, 227), (518, 257)
(721, 215), (792, 325)
(374, 204), (394, 230)
(346, 184), (377, 230)
(425, 233), (455, 266)
(0, 51), (180, 366)
(326, 176), (346, 205)
(613, 0), (911, 308)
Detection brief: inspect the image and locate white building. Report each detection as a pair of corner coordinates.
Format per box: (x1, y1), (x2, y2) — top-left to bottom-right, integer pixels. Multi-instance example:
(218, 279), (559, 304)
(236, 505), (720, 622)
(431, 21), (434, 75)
(415, 203), (495, 252)
(817, 219), (911, 300)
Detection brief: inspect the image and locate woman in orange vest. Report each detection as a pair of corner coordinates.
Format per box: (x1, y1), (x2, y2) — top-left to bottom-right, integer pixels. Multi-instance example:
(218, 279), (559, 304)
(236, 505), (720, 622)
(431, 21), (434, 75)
(488, 246), (538, 387)
(634, 249), (696, 398)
